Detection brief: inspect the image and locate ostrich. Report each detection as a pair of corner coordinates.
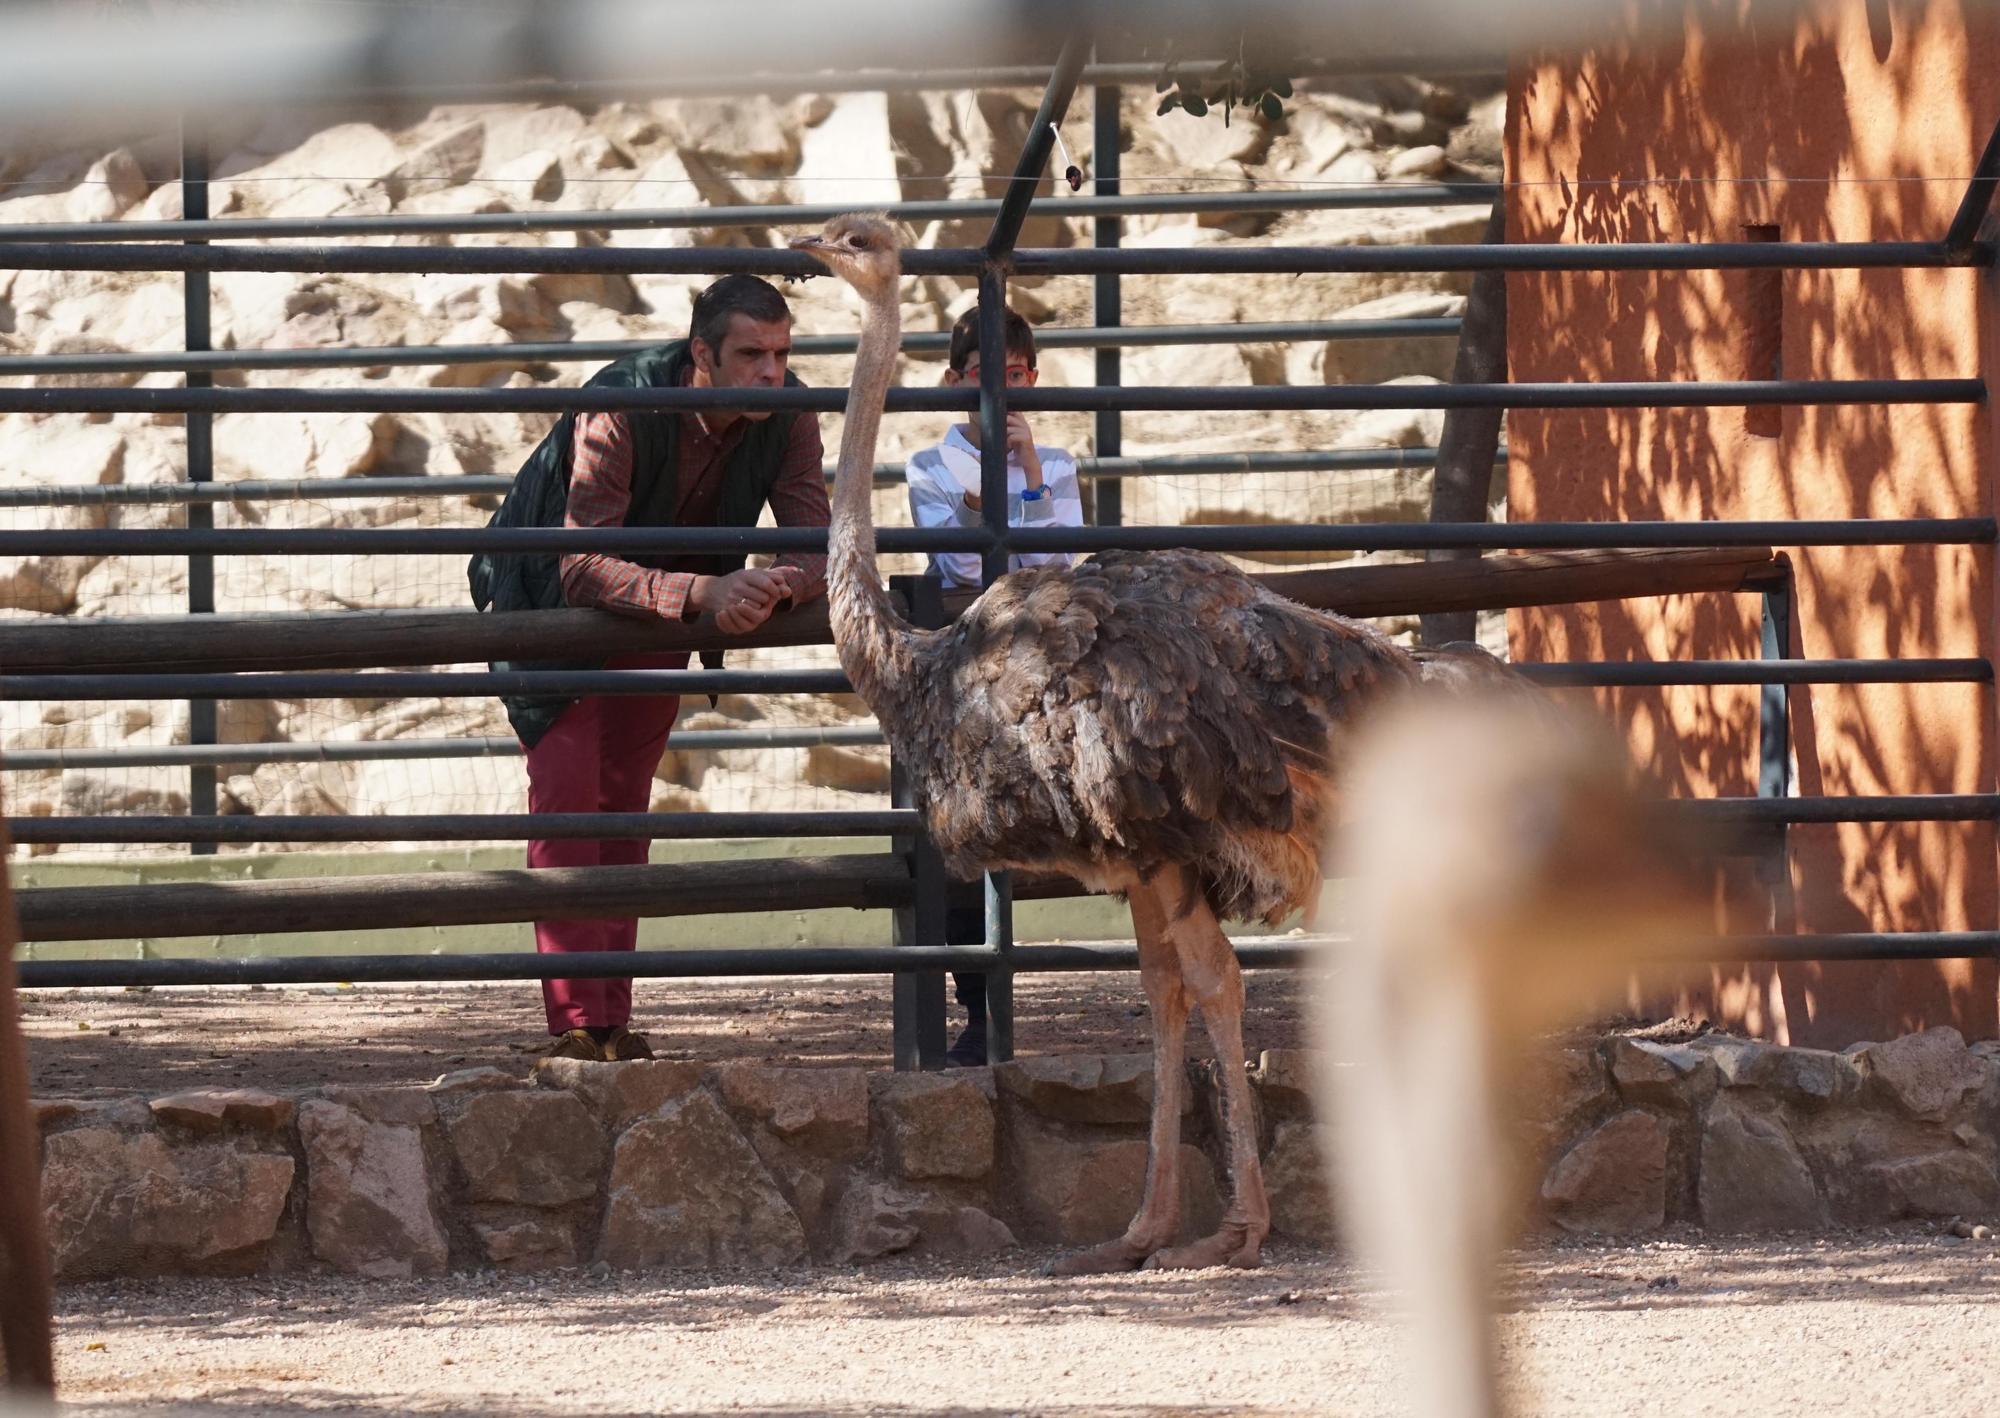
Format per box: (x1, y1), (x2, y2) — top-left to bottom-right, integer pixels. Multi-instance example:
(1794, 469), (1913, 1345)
(0, 902), (52, 1394)
(791, 212), (1440, 1272)
(1319, 688), (1710, 1415)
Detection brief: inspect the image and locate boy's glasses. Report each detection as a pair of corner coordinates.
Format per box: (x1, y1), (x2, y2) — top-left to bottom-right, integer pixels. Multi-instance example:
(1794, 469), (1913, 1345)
(960, 361), (1038, 387)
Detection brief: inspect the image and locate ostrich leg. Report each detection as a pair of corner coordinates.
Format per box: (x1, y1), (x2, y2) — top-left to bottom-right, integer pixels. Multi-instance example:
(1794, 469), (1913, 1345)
(1045, 873), (1191, 1275)
(1145, 869), (1268, 1271)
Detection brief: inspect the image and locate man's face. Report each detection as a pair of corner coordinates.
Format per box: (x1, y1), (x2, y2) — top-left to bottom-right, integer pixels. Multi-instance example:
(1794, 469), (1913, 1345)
(694, 313), (792, 419)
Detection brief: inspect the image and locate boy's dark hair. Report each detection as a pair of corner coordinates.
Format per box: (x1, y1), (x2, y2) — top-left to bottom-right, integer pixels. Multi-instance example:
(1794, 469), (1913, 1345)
(689, 274), (792, 354)
(947, 304), (1037, 374)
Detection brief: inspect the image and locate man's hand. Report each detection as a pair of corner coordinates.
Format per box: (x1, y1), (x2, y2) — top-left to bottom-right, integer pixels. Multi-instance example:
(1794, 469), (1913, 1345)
(688, 567), (797, 635)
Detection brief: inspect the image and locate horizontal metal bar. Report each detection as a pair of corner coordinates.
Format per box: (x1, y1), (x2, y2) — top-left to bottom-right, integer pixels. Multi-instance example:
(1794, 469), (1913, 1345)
(0, 670), (851, 702)
(1517, 658), (1993, 687)
(0, 517), (1981, 559)
(0, 241), (1980, 281)
(0, 379), (1973, 419)
(5, 810), (913, 845)
(17, 932), (2000, 989)
(4, 660), (1981, 703)
(316, 56), (1510, 107)
(0, 189), (1497, 248)
(0, 318), (1462, 380)
(1679, 794), (2000, 824)
(0, 724), (884, 772)
(0, 447), (1499, 509)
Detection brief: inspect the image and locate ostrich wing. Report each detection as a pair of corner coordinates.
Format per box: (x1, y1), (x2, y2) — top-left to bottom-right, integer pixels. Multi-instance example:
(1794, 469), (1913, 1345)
(913, 550), (1414, 918)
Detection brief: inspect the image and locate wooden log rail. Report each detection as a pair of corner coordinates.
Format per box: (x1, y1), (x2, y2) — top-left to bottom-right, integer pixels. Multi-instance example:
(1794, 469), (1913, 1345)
(0, 548), (1781, 674)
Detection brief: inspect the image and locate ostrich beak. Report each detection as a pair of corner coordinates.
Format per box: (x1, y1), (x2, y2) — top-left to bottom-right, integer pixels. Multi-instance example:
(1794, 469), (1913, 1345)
(788, 233), (826, 252)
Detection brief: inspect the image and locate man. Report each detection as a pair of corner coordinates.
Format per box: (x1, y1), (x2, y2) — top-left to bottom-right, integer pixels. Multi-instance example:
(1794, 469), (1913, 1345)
(470, 275), (828, 1062)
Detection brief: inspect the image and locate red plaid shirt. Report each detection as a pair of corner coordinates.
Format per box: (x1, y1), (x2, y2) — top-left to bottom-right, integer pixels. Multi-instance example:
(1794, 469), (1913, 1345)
(558, 398), (829, 621)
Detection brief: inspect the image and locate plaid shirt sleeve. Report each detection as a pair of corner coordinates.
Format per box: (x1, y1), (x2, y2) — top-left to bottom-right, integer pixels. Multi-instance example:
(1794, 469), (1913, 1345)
(766, 412), (829, 603)
(557, 412), (699, 621)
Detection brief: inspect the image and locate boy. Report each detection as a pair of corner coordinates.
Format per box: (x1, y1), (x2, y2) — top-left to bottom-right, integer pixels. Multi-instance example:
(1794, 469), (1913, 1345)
(904, 305), (1085, 1065)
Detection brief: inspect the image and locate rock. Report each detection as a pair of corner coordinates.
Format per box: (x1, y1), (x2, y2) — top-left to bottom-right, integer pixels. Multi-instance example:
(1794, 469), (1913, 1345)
(1265, 1121), (1337, 1244)
(1320, 291), (1465, 386)
(995, 1054), (1182, 1126)
(1523, 1045), (1612, 1133)
(484, 107), (589, 166)
(1699, 1097), (1825, 1231)
(148, 1088), (295, 1136)
(471, 1208), (582, 1271)
(670, 97), (801, 173)
(1865, 1151), (2000, 1218)
(1253, 1048), (1321, 1119)
(445, 1091), (605, 1207)
(1745, 1046), (1858, 1105)
(425, 1066), (522, 1095)
(31, 1098), (83, 1130)
(1386, 144), (1450, 178)
(1349, 381), (1447, 449)
(40, 1128), (294, 1279)
(413, 272), (557, 336)
(66, 147), (149, 223)
(803, 744), (891, 793)
(1004, 1118), (1221, 1246)
(1540, 1110), (1667, 1235)
(1608, 1038), (1721, 1107)
(319, 1085), (436, 1127)
(1687, 1035), (1772, 1087)
(597, 1089), (807, 1270)
(387, 120), (486, 201)
(491, 149), (563, 202)
(872, 1073), (995, 1180)
(534, 1056), (705, 1131)
(716, 1064), (870, 1160)
(823, 1179), (1016, 1264)
(795, 95), (901, 207)
(1326, 150), (1381, 184)
(297, 1100), (449, 1279)
(1858, 1028), (1986, 1121)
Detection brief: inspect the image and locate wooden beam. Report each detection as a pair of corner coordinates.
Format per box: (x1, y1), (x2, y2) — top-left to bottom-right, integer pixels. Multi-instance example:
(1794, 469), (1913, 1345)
(0, 549), (1779, 675)
(13, 853), (916, 943)
(0, 791), (53, 1394)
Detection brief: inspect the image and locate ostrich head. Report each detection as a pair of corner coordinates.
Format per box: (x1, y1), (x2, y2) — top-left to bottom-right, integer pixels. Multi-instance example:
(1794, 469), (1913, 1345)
(789, 213), (903, 300)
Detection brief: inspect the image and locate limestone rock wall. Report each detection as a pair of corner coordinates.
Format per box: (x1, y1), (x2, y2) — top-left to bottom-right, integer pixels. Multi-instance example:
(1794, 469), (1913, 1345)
(0, 77), (1506, 847)
(27, 1028), (2000, 1282)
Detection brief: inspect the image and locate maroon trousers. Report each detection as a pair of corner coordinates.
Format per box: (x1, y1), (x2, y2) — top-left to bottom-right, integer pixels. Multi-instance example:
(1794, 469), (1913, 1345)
(524, 652), (688, 1034)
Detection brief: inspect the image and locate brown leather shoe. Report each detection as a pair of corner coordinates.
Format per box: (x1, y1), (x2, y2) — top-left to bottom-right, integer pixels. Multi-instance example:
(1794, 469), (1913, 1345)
(542, 1028), (602, 1062)
(599, 1027), (654, 1061)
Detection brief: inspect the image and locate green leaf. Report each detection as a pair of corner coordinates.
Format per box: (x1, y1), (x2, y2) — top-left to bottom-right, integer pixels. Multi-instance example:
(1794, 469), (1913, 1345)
(1261, 93), (1284, 122)
(1274, 77), (1294, 98)
(1183, 95), (1208, 117)
(1157, 95), (1176, 116)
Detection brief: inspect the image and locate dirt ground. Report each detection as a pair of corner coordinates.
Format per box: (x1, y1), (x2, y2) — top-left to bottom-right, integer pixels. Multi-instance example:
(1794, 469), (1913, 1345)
(30, 1233), (2000, 1417)
(16, 973), (1312, 1096)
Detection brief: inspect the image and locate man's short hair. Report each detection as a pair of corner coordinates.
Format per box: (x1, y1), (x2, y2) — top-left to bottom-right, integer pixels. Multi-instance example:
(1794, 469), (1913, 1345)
(947, 304), (1037, 374)
(690, 274), (792, 354)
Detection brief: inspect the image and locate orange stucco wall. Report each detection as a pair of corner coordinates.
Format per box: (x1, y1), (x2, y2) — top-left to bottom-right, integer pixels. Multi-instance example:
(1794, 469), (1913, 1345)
(1506, 0), (1999, 1044)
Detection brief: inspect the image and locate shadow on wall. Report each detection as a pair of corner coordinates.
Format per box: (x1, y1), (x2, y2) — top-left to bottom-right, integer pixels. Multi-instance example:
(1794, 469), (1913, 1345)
(1506, 0), (2000, 1043)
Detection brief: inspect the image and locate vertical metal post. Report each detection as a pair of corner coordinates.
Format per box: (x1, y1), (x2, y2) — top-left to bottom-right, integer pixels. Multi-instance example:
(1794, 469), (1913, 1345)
(983, 869), (1014, 1063)
(181, 121), (217, 854)
(888, 574), (948, 1070)
(1757, 565), (1796, 930)
(1092, 72), (1123, 527)
(976, 263), (1012, 588)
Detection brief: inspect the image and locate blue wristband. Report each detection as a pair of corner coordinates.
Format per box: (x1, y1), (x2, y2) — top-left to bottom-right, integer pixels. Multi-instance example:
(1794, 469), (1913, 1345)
(1019, 484), (1048, 501)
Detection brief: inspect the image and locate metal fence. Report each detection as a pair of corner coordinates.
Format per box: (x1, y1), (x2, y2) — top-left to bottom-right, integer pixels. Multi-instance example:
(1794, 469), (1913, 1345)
(3, 30), (1998, 1070)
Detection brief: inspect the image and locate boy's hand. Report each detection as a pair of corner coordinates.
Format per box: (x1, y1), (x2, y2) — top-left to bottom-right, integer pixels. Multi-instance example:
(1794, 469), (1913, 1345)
(1004, 412), (1042, 484)
(688, 567), (794, 635)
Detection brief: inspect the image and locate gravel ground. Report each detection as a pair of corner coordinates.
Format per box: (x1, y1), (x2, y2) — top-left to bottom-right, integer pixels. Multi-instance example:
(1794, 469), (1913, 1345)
(33, 1232), (2000, 1416)
(17, 973), (1312, 1096)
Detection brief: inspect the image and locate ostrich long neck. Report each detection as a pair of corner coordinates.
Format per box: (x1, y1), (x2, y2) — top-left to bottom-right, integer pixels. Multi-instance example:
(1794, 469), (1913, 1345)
(826, 273), (921, 716)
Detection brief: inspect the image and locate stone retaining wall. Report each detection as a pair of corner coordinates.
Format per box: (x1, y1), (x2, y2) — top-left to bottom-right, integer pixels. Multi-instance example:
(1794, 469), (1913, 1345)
(27, 1028), (2000, 1281)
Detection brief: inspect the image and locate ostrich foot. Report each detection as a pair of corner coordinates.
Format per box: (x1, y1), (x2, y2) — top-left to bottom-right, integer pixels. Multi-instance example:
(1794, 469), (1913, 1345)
(1041, 1235), (1158, 1276)
(1142, 1224), (1262, 1272)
